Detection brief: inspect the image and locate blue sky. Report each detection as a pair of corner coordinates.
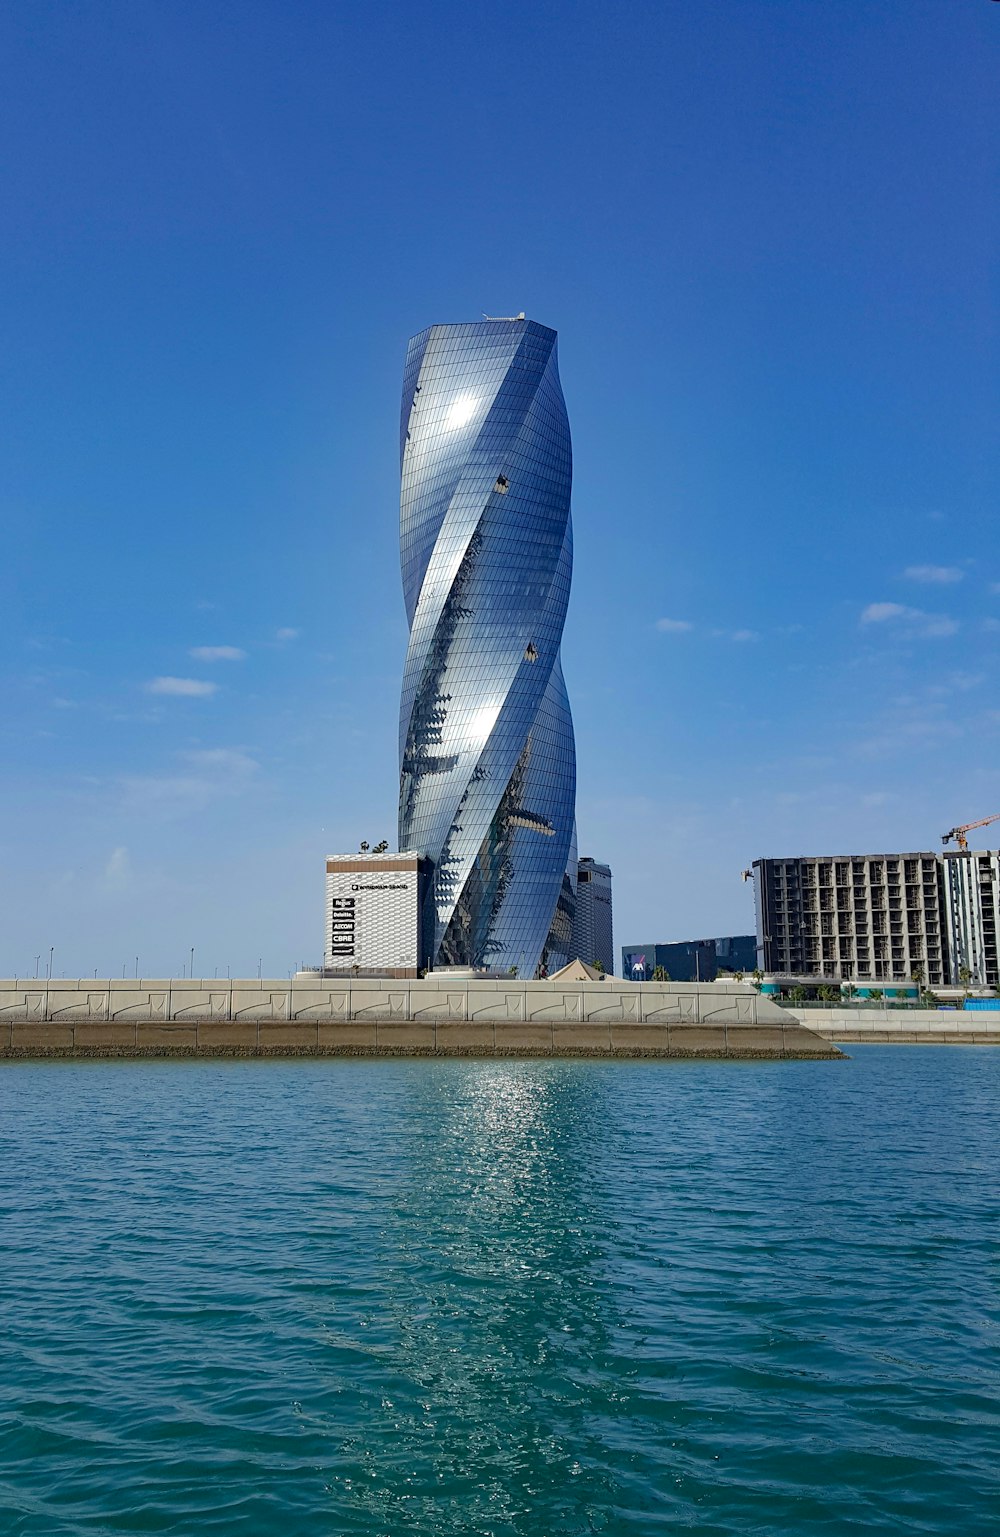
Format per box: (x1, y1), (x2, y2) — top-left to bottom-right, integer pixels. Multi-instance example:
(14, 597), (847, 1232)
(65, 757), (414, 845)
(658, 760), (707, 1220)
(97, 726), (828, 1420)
(2, 0), (997, 978)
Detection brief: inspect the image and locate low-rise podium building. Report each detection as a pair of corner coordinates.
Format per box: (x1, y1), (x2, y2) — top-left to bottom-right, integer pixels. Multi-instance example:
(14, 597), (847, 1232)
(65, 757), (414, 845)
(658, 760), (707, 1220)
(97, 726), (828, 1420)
(324, 852), (432, 977)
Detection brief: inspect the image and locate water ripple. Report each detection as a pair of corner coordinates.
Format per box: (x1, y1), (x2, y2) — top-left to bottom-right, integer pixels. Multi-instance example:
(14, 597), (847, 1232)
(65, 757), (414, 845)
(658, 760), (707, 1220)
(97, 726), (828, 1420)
(1, 1049), (998, 1533)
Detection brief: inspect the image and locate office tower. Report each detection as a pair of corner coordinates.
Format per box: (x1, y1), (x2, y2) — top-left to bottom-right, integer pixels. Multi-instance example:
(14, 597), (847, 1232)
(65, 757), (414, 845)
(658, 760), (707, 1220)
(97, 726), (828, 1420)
(397, 318), (576, 974)
(570, 858), (613, 972)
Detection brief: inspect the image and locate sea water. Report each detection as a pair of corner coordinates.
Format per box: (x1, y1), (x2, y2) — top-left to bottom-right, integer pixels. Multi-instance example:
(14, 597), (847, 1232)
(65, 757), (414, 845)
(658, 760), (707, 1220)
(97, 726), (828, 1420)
(1, 1048), (997, 1533)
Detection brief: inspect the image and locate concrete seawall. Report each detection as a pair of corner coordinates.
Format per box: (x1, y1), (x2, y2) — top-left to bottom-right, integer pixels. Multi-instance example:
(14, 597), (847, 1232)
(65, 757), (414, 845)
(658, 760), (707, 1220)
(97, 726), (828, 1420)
(790, 1006), (1000, 1045)
(0, 978), (839, 1059)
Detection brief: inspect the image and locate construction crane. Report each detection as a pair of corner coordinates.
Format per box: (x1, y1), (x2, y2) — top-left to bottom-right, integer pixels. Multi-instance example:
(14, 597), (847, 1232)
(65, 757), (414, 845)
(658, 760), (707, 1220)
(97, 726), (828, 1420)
(941, 814), (1000, 852)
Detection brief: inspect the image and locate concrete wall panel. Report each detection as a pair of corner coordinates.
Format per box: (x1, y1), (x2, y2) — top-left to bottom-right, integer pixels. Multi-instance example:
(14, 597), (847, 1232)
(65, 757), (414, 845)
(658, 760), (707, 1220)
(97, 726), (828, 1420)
(376, 1021), (435, 1051)
(552, 1022), (611, 1050)
(701, 994), (755, 1025)
(435, 1021), (494, 1051)
(259, 1022), (319, 1051)
(409, 990), (468, 1022)
(351, 990), (410, 1020)
(527, 992), (583, 1022)
(317, 1021), (378, 1049)
(75, 1022), (137, 1049)
(110, 992), (168, 1021)
(641, 994), (698, 1024)
(0, 990), (45, 1020)
(233, 990), (290, 1021)
(47, 990), (105, 1021)
(292, 991), (349, 1020)
(584, 993), (640, 1023)
(610, 1023), (670, 1051)
(172, 992), (230, 1021)
(136, 1023), (198, 1049)
(11, 1021), (74, 1049)
(468, 991), (525, 1022)
(668, 1025), (727, 1054)
(493, 1022), (553, 1051)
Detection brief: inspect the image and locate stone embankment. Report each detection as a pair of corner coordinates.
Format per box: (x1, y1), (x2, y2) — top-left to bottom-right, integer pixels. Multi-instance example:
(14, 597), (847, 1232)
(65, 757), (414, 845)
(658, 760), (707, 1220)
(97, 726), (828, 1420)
(0, 978), (839, 1060)
(790, 1006), (1000, 1045)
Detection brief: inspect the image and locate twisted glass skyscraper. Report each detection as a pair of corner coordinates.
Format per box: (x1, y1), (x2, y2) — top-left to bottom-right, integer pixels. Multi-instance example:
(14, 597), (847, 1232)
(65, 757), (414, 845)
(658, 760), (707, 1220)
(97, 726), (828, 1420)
(397, 318), (577, 975)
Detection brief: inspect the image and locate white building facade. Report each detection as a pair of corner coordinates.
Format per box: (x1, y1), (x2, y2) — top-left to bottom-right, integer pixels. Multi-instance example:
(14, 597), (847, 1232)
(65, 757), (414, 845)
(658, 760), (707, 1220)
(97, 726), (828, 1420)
(943, 850), (1000, 989)
(324, 853), (431, 977)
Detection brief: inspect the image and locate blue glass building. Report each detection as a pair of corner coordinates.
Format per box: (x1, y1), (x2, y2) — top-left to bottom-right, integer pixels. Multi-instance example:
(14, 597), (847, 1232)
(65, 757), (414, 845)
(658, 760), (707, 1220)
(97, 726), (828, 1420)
(397, 318), (577, 975)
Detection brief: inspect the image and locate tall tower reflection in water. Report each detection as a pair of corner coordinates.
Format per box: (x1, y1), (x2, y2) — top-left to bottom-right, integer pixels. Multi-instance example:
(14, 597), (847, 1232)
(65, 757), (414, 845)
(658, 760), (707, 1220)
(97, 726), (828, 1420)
(397, 318), (577, 975)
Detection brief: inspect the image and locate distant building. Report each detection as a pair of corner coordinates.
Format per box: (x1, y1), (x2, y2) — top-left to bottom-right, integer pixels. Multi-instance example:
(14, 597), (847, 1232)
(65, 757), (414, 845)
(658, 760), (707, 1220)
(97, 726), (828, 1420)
(943, 850), (1000, 989)
(570, 858), (613, 972)
(752, 854), (949, 987)
(324, 852), (432, 977)
(621, 935), (756, 983)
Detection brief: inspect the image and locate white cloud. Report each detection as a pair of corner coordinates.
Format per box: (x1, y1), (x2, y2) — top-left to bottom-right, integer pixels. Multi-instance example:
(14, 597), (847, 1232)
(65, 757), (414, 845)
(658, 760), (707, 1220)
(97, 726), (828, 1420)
(860, 603), (958, 638)
(119, 749), (259, 818)
(990, 582), (1000, 596)
(902, 564), (963, 584)
(276, 627), (300, 641)
(180, 748), (259, 775)
(103, 846), (131, 891)
(145, 677), (218, 697)
(861, 602), (909, 624)
(189, 646), (246, 661)
(731, 629), (760, 643)
(982, 618), (1000, 634)
(917, 616), (960, 637)
(925, 672), (985, 695)
(655, 618), (693, 633)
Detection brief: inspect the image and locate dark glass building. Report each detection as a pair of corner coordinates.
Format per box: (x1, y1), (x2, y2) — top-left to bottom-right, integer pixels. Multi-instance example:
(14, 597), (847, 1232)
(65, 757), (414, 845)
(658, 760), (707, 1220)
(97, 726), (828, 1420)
(622, 935), (757, 982)
(397, 318), (577, 974)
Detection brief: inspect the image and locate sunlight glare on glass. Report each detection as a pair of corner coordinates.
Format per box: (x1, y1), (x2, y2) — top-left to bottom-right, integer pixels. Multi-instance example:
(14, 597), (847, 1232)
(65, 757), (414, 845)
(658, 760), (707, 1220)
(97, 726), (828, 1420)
(466, 703), (501, 745)
(445, 393), (479, 430)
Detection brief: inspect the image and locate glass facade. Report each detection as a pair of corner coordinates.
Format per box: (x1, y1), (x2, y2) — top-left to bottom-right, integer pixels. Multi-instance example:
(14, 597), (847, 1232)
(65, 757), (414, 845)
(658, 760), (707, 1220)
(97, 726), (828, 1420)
(397, 318), (577, 975)
(622, 936), (758, 983)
